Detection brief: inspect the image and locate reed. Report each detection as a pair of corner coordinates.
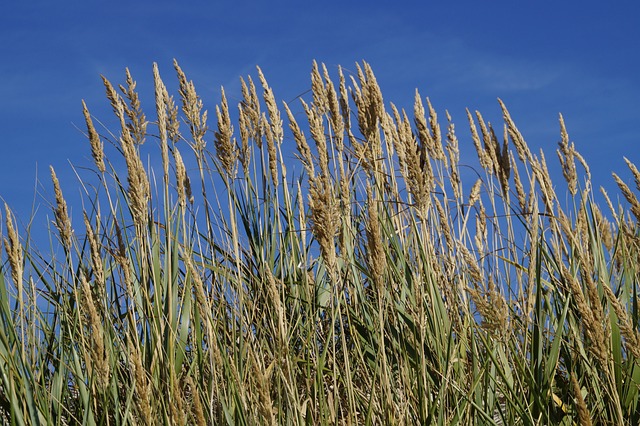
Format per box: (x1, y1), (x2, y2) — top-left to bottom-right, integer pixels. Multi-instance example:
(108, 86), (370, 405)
(1, 60), (639, 425)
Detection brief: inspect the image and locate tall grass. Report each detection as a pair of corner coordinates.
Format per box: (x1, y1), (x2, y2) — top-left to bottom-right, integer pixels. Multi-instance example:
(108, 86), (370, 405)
(1, 60), (639, 425)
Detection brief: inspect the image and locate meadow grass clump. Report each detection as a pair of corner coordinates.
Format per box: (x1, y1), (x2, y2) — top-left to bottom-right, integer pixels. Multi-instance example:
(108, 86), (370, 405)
(1, 60), (640, 425)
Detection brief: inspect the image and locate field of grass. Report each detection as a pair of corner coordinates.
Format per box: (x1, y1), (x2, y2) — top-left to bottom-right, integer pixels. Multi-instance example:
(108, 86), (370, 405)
(1, 60), (639, 425)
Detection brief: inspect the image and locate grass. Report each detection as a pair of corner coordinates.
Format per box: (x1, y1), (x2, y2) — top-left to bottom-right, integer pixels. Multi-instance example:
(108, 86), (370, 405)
(1, 59), (639, 425)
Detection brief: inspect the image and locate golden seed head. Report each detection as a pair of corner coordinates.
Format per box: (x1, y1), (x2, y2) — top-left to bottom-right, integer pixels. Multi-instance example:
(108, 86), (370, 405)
(239, 75), (262, 148)
(445, 114), (462, 201)
(414, 93), (445, 164)
(310, 60), (328, 115)
(557, 114), (578, 196)
(499, 99), (532, 164)
(82, 100), (105, 174)
(561, 264), (608, 365)
(83, 212), (105, 296)
(121, 132), (150, 228)
(3, 203), (24, 287)
(308, 176), (339, 275)
(214, 87), (238, 179)
(613, 173), (640, 222)
(624, 157), (640, 192)
(50, 166), (73, 250)
(128, 337), (153, 424)
(511, 152), (527, 212)
(322, 63), (344, 152)
(603, 284), (640, 359)
(468, 109), (492, 171)
(174, 59), (208, 151)
(302, 99), (329, 178)
(284, 101), (314, 179)
(257, 66), (284, 146)
(468, 277), (509, 338)
(79, 272), (109, 388)
(238, 106), (252, 174)
(365, 185), (386, 289)
(173, 148), (192, 207)
(262, 113), (279, 186)
(571, 373), (592, 426)
(153, 63), (170, 181)
(468, 179), (483, 208)
(119, 68), (148, 145)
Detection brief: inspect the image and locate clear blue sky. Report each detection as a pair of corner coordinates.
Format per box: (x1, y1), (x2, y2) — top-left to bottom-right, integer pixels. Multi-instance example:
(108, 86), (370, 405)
(1, 1), (639, 229)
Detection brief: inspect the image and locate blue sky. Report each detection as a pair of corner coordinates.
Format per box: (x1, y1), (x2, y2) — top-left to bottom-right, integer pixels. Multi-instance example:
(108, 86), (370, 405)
(1, 1), (639, 230)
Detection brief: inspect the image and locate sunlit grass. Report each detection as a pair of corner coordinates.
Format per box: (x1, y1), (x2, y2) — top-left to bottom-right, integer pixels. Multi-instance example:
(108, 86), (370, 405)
(1, 60), (639, 425)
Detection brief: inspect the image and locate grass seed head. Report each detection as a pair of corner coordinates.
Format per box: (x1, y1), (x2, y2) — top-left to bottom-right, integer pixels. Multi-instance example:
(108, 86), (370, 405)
(308, 176), (339, 274)
(83, 212), (105, 296)
(561, 264), (608, 365)
(174, 59), (208, 150)
(119, 68), (148, 145)
(365, 185), (386, 290)
(284, 101), (314, 179)
(571, 373), (593, 426)
(173, 148), (193, 207)
(50, 166), (73, 250)
(613, 172), (640, 221)
(214, 87), (238, 179)
(603, 284), (640, 359)
(557, 114), (578, 196)
(3, 203), (23, 287)
(624, 157), (640, 192)
(499, 99), (533, 164)
(82, 100), (105, 174)
(79, 272), (109, 389)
